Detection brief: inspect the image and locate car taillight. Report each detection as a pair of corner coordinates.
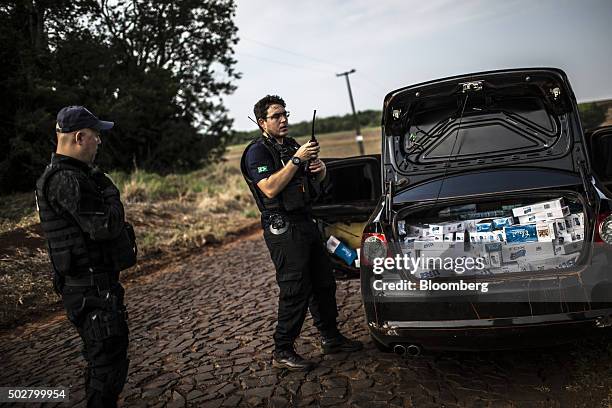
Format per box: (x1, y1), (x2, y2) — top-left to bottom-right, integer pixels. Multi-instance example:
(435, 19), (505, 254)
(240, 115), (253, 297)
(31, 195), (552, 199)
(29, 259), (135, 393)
(361, 232), (387, 266)
(596, 211), (612, 244)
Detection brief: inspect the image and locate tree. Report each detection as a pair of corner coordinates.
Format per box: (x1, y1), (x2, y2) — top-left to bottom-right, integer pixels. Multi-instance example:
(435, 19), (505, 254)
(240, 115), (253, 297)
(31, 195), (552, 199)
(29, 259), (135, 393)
(578, 102), (606, 131)
(90, 0), (240, 170)
(0, 0), (240, 194)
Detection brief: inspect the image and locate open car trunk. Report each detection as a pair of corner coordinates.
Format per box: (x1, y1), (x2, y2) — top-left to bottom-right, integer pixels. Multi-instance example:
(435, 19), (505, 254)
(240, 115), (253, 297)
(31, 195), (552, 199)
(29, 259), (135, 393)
(381, 68), (589, 189)
(312, 155), (381, 278)
(394, 191), (588, 279)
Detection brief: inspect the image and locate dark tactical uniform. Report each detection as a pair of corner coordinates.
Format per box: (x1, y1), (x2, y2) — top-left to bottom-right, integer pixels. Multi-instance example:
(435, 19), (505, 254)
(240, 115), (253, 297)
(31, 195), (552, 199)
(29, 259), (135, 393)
(241, 136), (340, 352)
(36, 153), (135, 408)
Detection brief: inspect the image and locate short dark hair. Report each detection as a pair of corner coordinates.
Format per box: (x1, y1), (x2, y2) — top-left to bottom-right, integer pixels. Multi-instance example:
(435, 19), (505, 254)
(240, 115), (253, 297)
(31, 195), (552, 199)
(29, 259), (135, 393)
(253, 95), (285, 121)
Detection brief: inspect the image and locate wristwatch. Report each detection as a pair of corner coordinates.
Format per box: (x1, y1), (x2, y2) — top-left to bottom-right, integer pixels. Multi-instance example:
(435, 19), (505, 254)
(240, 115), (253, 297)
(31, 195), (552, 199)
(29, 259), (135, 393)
(291, 156), (301, 166)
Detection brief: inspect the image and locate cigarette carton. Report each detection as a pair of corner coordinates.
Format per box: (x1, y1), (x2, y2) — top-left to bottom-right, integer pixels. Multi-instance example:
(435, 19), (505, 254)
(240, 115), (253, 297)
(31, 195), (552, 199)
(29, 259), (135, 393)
(398, 220), (406, 236)
(474, 232), (490, 243)
(492, 216), (514, 230)
(511, 198), (565, 217)
(572, 230), (584, 241)
(565, 213), (584, 229)
(491, 230), (505, 242)
(476, 220), (494, 232)
(326, 236), (357, 265)
(429, 222), (463, 235)
(536, 222), (555, 242)
(552, 218), (569, 236)
(484, 242), (503, 269)
(413, 241), (456, 251)
(517, 206), (570, 224)
(487, 251), (502, 268)
(504, 224), (538, 243)
(554, 240), (583, 255)
(501, 242), (556, 262)
(463, 220), (477, 233)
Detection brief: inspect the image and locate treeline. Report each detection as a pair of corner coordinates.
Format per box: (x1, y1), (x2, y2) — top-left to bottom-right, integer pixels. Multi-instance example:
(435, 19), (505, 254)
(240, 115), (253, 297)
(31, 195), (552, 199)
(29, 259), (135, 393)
(579, 101), (609, 130)
(0, 0), (239, 194)
(231, 110), (382, 143)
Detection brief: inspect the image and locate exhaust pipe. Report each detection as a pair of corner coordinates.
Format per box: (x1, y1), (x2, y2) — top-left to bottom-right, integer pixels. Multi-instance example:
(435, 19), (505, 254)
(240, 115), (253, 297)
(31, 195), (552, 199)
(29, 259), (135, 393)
(405, 344), (421, 357)
(393, 344), (406, 355)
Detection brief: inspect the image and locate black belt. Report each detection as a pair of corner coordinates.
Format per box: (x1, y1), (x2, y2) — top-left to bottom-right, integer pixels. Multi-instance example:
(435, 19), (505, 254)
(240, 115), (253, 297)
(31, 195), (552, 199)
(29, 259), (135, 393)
(64, 271), (115, 289)
(267, 213), (312, 222)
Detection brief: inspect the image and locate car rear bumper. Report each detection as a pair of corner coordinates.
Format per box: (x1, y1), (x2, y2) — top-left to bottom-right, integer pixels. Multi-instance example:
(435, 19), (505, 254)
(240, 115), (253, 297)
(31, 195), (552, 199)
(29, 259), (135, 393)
(367, 307), (612, 351)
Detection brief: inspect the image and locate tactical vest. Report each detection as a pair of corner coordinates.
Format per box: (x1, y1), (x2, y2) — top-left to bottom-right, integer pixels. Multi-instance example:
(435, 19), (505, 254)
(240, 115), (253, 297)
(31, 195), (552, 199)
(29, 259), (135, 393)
(240, 136), (312, 213)
(35, 160), (114, 280)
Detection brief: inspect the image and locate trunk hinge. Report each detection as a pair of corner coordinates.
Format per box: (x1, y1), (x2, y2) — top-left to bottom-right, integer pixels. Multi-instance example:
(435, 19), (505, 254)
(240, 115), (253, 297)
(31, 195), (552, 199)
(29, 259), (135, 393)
(385, 180), (393, 222)
(578, 160), (593, 208)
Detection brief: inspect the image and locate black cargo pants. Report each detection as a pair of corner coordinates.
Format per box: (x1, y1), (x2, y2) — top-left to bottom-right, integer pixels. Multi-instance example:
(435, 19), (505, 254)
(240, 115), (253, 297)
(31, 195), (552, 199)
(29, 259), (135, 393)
(263, 218), (339, 352)
(62, 282), (129, 408)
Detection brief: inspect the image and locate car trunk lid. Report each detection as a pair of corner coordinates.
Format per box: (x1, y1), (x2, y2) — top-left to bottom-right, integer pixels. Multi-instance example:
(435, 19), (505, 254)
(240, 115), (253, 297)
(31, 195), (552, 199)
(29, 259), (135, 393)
(381, 68), (589, 190)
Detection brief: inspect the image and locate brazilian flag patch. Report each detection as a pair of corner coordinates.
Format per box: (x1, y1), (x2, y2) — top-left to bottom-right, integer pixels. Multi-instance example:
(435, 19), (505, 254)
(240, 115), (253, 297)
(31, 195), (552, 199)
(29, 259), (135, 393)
(257, 165), (268, 173)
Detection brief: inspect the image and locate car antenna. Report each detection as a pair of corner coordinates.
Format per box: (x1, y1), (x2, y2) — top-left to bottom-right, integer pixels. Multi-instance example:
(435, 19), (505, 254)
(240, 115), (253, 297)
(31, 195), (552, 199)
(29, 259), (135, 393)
(248, 116), (272, 139)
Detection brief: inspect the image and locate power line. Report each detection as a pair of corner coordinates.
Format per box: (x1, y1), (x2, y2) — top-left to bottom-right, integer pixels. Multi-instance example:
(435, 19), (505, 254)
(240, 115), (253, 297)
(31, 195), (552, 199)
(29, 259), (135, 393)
(237, 52), (334, 75)
(241, 37), (343, 71)
(241, 37), (389, 91)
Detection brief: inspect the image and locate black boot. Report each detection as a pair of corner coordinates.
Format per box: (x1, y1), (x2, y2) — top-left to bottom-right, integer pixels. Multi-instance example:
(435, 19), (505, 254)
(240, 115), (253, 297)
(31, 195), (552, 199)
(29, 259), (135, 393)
(321, 333), (363, 354)
(272, 349), (316, 371)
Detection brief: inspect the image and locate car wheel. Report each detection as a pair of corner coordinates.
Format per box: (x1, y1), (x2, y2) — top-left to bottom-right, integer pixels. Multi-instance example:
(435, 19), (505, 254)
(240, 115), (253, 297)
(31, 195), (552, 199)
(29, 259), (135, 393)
(370, 334), (391, 352)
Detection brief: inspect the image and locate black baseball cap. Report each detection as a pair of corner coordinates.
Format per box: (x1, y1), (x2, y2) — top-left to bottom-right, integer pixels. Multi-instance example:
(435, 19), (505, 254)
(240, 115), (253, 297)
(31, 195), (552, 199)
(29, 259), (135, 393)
(56, 106), (114, 133)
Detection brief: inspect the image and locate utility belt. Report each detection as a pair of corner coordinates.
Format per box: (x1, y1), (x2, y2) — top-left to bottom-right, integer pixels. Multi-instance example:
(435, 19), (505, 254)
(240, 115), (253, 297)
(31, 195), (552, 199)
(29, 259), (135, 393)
(65, 271), (126, 327)
(72, 290), (128, 333)
(64, 269), (118, 290)
(264, 212), (314, 235)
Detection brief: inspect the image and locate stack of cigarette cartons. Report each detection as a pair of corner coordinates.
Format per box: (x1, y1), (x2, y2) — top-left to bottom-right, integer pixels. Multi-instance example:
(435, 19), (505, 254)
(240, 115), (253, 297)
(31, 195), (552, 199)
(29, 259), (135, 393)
(401, 197), (585, 275)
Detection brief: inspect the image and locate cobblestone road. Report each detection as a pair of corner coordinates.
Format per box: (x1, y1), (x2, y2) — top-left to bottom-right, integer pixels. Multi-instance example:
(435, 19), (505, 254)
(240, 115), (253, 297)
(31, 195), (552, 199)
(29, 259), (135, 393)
(1, 232), (611, 407)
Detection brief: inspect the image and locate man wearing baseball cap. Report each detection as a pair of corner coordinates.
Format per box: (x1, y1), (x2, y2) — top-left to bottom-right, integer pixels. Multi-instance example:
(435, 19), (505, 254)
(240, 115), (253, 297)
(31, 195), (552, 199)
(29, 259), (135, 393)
(35, 106), (136, 407)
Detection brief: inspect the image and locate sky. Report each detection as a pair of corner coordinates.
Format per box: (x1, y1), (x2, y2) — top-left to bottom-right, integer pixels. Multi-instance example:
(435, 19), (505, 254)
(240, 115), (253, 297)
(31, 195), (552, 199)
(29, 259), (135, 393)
(225, 0), (612, 131)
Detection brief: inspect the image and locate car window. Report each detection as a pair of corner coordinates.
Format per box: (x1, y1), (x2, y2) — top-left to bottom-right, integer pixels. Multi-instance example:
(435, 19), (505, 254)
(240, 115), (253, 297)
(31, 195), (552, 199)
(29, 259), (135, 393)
(319, 160), (379, 205)
(591, 133), (612, 183)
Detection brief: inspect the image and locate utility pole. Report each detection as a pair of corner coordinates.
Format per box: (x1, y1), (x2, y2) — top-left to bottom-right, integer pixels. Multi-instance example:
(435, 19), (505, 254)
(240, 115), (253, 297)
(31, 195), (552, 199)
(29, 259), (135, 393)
(336, 69), (364, 155)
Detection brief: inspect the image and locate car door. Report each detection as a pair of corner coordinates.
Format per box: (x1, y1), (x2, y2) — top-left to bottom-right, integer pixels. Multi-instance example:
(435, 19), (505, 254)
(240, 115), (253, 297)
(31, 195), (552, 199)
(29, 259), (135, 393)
(586, 125), (612, 193)
(311, 154), (382, 278)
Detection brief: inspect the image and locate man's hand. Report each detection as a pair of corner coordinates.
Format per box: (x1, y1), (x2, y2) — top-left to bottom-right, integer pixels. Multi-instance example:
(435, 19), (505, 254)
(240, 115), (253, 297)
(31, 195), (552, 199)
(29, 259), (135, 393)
(293, 142), (320, 161)
(309, 158), (326, 181)
(308, 158), (325, 173)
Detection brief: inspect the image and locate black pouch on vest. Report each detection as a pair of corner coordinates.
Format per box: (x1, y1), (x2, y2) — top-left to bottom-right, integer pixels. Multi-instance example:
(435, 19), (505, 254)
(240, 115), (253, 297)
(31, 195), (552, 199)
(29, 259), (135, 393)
(85, 308), (128, 341)
(281, 178), (309, 211)
(108, 222), (137, 271)
(50, 248), (72, 275)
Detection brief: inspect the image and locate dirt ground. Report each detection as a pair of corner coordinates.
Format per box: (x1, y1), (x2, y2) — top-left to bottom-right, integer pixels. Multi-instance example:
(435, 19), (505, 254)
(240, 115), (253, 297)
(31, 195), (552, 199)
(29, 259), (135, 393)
(1, 231), (611, 407)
